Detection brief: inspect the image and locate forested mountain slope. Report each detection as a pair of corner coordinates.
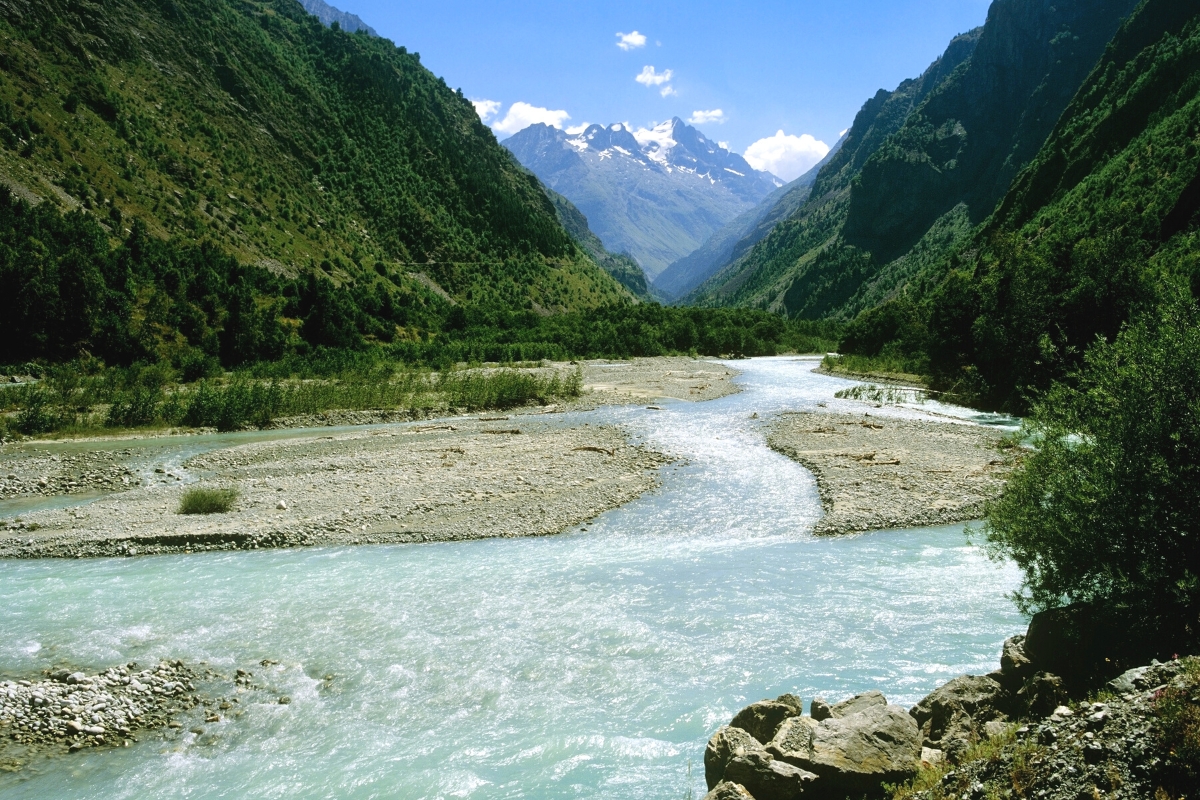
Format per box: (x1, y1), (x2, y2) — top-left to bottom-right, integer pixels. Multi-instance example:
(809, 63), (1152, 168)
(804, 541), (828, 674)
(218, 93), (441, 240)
(0, 0), (630, 366)
(895, 0), (1200, 409)
(693, 0), (1140, 321)
(686, 26), (982, 311)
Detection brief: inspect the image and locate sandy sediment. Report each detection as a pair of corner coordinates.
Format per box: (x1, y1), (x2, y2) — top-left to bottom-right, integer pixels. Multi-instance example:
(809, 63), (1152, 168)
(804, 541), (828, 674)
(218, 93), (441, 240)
(574, 357), (740, 406)
(766, 411), (1017, 535)
(0, 419), (671, 559)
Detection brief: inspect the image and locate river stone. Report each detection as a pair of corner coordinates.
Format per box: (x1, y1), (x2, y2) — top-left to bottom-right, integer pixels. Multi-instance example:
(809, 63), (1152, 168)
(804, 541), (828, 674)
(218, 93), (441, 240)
(722, 751), (818, 800)
(705, 725), (764, 789)
(730, 696), (803, 744)
(830, 690), (887, 718)
(702, 781), (757, 800)
(776, 704), (921, 796)
(910, 675), (1009, 755)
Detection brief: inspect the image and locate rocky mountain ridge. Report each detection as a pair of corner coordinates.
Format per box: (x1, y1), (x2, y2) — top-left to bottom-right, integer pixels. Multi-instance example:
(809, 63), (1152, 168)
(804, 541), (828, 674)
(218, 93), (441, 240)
(503, 118), (781, 278)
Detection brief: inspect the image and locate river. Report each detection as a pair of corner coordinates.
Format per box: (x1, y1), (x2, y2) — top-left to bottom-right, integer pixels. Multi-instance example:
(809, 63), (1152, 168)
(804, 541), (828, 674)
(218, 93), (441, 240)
(0, 357), (1024, 799)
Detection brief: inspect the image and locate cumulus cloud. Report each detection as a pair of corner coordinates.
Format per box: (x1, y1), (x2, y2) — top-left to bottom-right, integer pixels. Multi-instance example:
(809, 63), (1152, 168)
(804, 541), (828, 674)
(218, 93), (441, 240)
(660, 85), (678, 97)
(743, 131), (830, 181)
(688, 109), (725, 125)
(471, 99), (501, 123)
(616, 31), (646, 51)
(491, 102), (572, 136)
(635, 66), (673, 87)
(565, 123), (591, 135)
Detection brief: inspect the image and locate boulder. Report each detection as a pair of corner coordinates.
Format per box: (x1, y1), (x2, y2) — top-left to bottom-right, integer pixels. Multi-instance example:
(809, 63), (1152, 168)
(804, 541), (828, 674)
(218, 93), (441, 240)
(1106, 665), (1151, 694)
(909, 675), (1009, 758)
(830, 690), (887, 718)
(811, 697), (832, 722)
(730, 696), (804, 744)
(722, 751), (818, 800)
(1000, 635), (1032, 680)
(775, 704), (921, 797)
(702, 782), (757, 800)
(705, 725), (764, 789)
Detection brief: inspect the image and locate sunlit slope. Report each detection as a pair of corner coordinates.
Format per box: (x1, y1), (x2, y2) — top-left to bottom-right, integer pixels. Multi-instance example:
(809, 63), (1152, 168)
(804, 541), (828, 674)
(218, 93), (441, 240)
(0, 0), (627, 312)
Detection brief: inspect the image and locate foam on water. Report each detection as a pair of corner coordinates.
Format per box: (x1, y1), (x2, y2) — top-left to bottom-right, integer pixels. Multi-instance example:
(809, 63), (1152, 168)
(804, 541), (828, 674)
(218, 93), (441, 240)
(0, 358), (1024, 798)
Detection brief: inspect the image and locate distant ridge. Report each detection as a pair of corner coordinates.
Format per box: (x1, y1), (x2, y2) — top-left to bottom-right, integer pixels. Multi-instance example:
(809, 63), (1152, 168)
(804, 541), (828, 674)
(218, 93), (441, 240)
(504, 118), (781, 279)
(297, 0), (376, 36)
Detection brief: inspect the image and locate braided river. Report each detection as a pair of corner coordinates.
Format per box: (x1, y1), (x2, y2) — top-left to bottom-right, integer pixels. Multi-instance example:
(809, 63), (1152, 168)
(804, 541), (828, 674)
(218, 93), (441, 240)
(0, 357), (1024, 798)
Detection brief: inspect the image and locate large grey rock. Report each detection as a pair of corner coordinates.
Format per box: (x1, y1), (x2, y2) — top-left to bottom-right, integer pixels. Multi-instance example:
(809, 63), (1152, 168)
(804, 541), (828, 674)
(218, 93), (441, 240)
(830, 690), (887, 718)
(1107, 665), (1152, 694)
(775, 704), (921, 796)
(723, 751), (818, 800)
(702, 782), (757, 800)
(730, 696), (804, 744)
(705, 725), (764, 789)
(909, 675), (1009, 759)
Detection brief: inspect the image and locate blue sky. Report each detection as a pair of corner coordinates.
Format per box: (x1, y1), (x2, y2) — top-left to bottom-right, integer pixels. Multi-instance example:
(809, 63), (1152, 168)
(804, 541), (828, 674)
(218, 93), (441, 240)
(339, 0), (992, 179)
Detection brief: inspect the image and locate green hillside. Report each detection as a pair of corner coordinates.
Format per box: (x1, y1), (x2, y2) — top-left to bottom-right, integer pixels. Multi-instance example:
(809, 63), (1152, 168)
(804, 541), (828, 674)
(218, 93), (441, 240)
(692, 0), (1139, 321)
(908, 0), (1200, 409)
(0, 0), (627, 368)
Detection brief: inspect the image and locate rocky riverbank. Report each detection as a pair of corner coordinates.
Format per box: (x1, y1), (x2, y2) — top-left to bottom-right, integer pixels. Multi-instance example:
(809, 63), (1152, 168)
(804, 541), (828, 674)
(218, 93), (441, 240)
(702, 608), (1198, 800)
(1, 661), (229, 772)
(766, 411), (1017, 535)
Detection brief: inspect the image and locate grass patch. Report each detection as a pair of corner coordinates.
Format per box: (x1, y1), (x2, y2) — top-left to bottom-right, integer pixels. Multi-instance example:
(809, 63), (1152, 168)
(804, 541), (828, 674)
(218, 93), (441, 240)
(178, 488), (240, 515)
(888, 725), (1047, 800)
(1152, 657), (1200, 794)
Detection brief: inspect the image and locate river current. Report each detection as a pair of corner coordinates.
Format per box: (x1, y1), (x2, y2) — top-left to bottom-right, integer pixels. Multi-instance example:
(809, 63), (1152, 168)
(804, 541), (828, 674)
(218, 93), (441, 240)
(0, 357), (1024, 798)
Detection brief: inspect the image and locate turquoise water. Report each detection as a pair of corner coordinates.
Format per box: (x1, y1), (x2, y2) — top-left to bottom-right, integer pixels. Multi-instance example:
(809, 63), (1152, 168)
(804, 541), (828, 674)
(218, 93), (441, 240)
(0, 358), (1024, 798)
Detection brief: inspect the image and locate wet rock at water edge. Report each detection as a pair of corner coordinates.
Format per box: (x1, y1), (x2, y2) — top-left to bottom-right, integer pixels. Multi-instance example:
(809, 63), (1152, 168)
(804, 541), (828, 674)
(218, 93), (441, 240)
(705, 725), (764, 789)
(721, 750), (817, 800)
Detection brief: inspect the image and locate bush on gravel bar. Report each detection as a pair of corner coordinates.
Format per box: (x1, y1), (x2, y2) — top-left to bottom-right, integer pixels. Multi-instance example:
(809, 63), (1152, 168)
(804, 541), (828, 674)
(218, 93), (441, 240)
(178, 488), (239, 515)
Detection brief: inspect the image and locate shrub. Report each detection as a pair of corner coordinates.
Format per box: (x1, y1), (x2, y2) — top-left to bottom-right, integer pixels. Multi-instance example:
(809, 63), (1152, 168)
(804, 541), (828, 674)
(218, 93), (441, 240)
(178, 487), (239, 515)
(983, 296), (1200, 620)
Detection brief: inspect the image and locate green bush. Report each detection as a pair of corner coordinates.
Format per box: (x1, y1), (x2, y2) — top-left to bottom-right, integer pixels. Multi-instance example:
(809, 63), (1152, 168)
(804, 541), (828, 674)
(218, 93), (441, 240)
(983, 296), (1200, 618)
(178, 487), (239, 515)
(15, 388), (57, 435)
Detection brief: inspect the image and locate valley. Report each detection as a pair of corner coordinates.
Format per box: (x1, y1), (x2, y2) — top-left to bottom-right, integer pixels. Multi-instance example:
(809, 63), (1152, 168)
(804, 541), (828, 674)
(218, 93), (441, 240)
(2, 0), (1199, 796)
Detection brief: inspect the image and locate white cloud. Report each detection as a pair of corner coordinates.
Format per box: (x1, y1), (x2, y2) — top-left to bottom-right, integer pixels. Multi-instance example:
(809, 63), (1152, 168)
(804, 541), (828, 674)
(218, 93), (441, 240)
(635, 66), (673, 87)
(718, 141), (730, 150)
(491, 102), (572, 136)
(688, 109), (725, 125)
(660, 85), (678, 97)
(616, 31), (646, 51)
(839, 127), (850, 138)
(471, 99), (501, 123)
(565, 123), (590, 135)
(743, 131), (830, 181)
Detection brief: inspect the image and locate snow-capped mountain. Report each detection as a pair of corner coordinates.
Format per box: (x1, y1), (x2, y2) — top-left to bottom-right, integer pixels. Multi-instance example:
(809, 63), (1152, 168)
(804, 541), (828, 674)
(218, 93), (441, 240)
(503, 118), (781, 278)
